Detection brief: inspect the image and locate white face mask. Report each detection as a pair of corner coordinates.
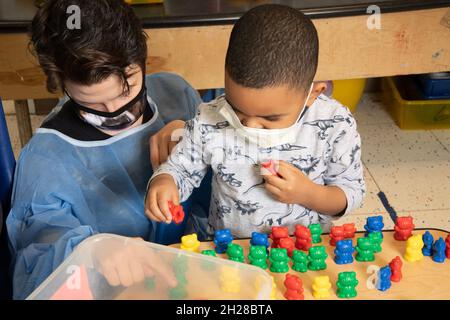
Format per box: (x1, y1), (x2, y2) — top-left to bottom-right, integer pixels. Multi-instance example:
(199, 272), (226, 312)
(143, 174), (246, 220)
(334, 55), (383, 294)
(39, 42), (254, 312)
(218, 84), (313, 148)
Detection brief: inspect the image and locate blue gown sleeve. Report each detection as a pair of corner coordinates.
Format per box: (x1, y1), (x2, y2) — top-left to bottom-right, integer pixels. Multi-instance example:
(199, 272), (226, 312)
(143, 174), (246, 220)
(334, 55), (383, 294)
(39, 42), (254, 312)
(146, 72), (202, 123)
(6, 149), (96, 299)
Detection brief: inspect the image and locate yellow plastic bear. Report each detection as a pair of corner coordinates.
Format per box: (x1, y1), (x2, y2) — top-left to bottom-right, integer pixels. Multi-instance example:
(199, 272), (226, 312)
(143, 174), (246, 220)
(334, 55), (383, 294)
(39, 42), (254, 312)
(312, 275), (332, 299)
(404, 234), (424, 262)
(180, 233), (200, 253)
(220, 266), (240, 293)
(270, 276), (277, 300)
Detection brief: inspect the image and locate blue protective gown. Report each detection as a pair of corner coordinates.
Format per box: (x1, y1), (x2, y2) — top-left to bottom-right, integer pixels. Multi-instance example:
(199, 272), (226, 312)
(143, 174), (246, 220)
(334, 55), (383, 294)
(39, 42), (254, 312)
(6, 73), (206, 299)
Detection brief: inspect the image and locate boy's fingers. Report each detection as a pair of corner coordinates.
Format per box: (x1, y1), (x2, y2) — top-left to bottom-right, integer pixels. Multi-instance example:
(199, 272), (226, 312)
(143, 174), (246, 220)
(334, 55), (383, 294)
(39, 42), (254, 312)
(100, 260), (121, 287)
(114, 255), (134, 287)
(148, 191), (167, 222)
(264, 174), (286, 189)
(149, 136), (160, 169)
(157, 194), (172, 224)
(128, 258), (145, 284)
(265, 183), (283, 198)
(142, 250), (177, 288)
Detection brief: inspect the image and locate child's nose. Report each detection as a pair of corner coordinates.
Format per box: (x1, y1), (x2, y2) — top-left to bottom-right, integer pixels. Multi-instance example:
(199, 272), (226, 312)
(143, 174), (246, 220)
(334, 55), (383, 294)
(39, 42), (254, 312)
(242, 117), (263, 129)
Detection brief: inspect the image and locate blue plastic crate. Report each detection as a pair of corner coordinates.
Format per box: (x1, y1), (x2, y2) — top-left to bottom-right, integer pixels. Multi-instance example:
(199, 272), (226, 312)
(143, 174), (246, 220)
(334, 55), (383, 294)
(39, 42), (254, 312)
(415, 72), (450, 99)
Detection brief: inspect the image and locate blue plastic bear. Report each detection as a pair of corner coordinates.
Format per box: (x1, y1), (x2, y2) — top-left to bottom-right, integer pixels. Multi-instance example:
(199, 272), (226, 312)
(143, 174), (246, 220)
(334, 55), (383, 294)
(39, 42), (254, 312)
(250, 232), (270, 252)
(364, 216), (384, 237)
(214, 229), (233, 254)
(422, 231), (434, 256)
(432, 237), (446, 263)
(334, 239), (355, 264)
(376, 266), (392, 292)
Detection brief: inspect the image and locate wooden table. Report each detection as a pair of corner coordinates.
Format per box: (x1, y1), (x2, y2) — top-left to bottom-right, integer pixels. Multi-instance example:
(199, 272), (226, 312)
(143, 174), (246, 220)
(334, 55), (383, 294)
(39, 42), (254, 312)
(172, 229), (450, 300)
(1, 1), (450, 146)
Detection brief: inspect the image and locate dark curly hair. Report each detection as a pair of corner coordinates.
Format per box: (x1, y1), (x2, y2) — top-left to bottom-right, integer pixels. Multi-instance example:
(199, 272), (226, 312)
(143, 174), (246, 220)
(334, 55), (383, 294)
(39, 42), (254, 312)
(30, 0), (148, 93)
(225, 4), (319, 91)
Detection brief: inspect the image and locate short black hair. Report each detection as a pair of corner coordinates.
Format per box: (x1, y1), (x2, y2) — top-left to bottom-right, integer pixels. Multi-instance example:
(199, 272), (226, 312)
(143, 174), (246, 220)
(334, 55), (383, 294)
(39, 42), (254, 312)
(30, 0), (147, 93)
(225, 4), (318, 91)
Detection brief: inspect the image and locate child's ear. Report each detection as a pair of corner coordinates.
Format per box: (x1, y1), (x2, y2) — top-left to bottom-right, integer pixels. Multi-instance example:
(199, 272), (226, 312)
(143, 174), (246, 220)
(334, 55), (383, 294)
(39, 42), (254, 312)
(306, 82), (327, 106)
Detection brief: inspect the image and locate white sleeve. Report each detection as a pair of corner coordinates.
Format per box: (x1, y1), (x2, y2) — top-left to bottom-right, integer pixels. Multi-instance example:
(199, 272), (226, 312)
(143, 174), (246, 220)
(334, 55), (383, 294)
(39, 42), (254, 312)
(148, 113), (210, 202)
(323, 117), (366, 215)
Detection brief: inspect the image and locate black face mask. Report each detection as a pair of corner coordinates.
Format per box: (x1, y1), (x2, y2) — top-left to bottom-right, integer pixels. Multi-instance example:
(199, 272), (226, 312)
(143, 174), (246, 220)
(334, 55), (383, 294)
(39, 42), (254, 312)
(66, 81), (147, 131)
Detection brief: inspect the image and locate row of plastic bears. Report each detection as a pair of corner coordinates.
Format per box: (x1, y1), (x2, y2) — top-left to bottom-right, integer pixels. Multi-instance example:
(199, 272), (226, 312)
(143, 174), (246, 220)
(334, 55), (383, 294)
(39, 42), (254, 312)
(283, 272), (359, 300)
(405, 232), (450, 263)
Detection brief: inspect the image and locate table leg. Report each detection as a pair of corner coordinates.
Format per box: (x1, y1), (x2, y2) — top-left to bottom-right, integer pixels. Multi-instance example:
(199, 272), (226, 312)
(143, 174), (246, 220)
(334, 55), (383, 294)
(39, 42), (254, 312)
(14, 100), (33, 147)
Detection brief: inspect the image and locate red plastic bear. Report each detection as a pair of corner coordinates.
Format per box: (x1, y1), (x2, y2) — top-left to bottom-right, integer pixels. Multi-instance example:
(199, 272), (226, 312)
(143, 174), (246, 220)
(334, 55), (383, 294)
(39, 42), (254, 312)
(446, 234), (450, 259)
(270, 226), (289, 248)
(284, 274), (304, 300)
(389, 256), (403, 282)
(343, 223), (356, 239)
(279, 237), (296, 257)
(168, 201), (185, 225)
(261, 160), (281, 177)
(294, 225), (312, 251)
(329, 225), (345, 246)
(394, 216), (415, 241)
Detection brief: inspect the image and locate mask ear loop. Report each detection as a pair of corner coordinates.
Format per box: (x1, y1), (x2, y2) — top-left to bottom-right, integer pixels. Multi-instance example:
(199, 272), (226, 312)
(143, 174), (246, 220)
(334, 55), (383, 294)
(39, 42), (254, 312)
(295, 83), (314, 125)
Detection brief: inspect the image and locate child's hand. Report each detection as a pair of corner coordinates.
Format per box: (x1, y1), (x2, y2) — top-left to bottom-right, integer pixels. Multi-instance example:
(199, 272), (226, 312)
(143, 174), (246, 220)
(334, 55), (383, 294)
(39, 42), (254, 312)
(263, 160), (315, 205)
(145, 174), (180, 224)
(149, 120), (185, 169)
(96, 237), (177, 288)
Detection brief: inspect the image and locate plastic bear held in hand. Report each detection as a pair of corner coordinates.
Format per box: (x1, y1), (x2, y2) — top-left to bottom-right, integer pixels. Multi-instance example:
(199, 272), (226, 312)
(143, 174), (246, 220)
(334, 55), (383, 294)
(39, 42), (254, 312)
(168, 201), (185, 225)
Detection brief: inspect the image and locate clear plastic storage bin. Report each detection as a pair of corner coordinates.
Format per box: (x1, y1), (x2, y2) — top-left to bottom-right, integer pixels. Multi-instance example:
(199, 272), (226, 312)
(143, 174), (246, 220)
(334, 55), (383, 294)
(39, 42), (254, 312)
(27, 234), (272, 300)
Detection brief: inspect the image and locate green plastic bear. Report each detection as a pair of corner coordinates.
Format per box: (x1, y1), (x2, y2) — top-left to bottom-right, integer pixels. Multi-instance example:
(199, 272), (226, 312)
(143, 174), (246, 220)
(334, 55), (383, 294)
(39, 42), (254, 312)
(368, 231), (383, 253)
(202, 250), (217, 257)
(248, 245), (268, 269)
(269, 248), (290, 273)
(201, 249), (217, 271)
(169, 285), (188, 300)
(309, 223), (323, 244)
(336, 271), (359, 298)
(355, 237), (375, 262)
(144, 276), (156, 291)
(291, 250), (308, 273)
(307, 246), (328, 271)
(226, 243), (245, 263)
